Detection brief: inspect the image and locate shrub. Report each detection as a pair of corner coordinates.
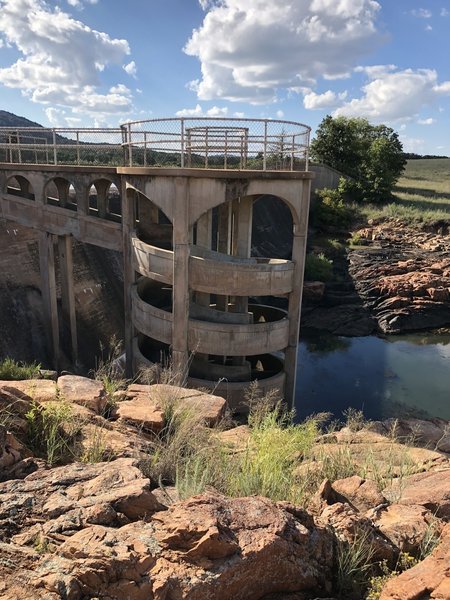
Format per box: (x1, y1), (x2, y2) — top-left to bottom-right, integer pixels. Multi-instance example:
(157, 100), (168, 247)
(304, 252), (333, 281)
(312, 184), (353, 230)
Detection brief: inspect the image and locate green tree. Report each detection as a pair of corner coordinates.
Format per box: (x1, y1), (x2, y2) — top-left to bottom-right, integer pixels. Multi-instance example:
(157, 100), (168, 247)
(310, 116), (406, 202)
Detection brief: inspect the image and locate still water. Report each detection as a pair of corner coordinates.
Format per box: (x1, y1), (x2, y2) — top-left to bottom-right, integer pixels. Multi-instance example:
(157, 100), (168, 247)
(295, 330), (450, 422)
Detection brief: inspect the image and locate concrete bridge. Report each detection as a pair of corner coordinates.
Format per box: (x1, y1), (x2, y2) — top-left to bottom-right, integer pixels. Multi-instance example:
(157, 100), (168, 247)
(0, 118), (312, 410)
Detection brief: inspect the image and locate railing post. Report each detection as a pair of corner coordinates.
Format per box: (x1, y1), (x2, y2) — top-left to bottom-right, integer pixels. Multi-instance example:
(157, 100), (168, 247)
(291, 134), (295, 171)
(52, 129), (57, 165)
(128, 122), (132, 167)
(76, 131), (80, 165)
(143, 132), (147, 167)
(263, 120), (268, 171)
(180, 118), (185, 168)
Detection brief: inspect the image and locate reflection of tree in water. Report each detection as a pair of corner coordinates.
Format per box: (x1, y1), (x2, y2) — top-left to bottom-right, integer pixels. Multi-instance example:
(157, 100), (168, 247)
(384, 328), (450, 347)
(302, 330), (351, 355)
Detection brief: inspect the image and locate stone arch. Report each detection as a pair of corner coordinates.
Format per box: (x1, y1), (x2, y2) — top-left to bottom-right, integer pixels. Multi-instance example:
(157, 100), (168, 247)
(45, 177), (77, 210)
(88, 178), (121, 221)
(6, 174), (35, 200)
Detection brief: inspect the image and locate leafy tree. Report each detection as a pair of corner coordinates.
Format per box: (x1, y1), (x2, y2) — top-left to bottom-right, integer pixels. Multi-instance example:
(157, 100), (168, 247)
(310, 116), (406, 202)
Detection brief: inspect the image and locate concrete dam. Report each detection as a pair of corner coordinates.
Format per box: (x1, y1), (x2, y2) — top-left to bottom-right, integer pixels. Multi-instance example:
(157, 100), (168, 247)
(0, 118), (312, 409)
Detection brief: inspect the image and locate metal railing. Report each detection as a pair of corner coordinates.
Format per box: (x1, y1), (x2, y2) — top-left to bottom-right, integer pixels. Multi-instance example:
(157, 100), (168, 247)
(0, 118), (311, 171)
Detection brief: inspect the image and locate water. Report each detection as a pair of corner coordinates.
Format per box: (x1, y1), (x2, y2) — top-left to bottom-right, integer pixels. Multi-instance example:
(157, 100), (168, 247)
(295, 330), (450, 422)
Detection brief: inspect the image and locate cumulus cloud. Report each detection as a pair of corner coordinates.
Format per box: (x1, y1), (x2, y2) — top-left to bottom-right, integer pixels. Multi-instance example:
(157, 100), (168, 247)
(417, 117), (436, 125)
(0, 0), (133, 116)
(184, 0), (382, 104)
(441, 8), (450, 17)
(123, 60), (137, 78)
(175, 104), (229, 117)
(303, 89), (348, 109)
(333, 67), (450, 122)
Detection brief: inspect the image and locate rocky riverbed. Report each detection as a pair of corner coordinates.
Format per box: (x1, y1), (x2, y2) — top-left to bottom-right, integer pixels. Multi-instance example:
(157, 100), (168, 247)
(302, 220), (450, 336)
(1, 376), (450, 599)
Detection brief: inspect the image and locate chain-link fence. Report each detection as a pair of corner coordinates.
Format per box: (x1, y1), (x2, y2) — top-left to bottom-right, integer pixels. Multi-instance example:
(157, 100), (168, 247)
(0, 128), (123, 166)
(0, 118), (310, 171)
(121, 118), (310, 170)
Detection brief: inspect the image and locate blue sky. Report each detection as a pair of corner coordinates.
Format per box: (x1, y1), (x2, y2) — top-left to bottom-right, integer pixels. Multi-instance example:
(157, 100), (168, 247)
(1, 0), (450, 154)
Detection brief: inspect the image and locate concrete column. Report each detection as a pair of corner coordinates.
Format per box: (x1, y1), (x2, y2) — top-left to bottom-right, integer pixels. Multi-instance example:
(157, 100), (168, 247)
(216, 201), (232, 312)
(231, 196), (253, 366)
(55, 178), (70, 208)
(58, 235), (78, 363)
(95, 180), (110, 219)
(284, 179), (311, 409)
(172, 177), (190, 384)
(39, 231), (59, 370)
(195, 209), (212, 362)
(122, 182), (136, 377)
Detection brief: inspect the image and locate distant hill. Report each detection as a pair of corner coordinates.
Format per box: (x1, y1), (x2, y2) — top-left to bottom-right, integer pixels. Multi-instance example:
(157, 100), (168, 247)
(0, 110), (45, 129)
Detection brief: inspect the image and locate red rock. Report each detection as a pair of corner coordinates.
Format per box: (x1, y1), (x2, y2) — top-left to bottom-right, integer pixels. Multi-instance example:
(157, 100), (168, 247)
(380, 523), (450, 600)
(0, 379), (57, 404)
(392, 469), (450, 519)
(332, 475), (386, 514)
(374, 503), (442, 554)
(57, 375), (107, 414)
(30, 493), (334, 600)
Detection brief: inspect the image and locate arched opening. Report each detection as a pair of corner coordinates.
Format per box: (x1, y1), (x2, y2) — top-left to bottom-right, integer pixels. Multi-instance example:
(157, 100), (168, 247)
(6, 175), (35, 200)
(129, 188), (174, 369)
(45, 177), (77, 210)
(88, 179), (122, 222)
(187, 193), (295, 389)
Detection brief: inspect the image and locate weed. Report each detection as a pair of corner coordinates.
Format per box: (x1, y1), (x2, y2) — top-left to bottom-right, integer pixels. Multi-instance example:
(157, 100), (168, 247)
(79, 425), (112, 464)
(0, 357), (41, 380)
(25, 400), (74, 466)
(335, 527), (376, 599)
(343, 407), (368, 432)
(92, 336), (127, 414)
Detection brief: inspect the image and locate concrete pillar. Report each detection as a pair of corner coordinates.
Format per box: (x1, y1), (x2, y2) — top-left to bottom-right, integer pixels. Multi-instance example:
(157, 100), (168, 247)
(284, 179), (311, 409)
(231, 196), (253, 366)
(95, 179), (110, 219)
(171, 178), (190, 383)
(122, 182), (136, 377)
(39, 231), (59, 370)
(58, 235), (78, 363)
(195, 209), (212, 362)
(216, 201), (232, 312)
(55, 178), (70, 208)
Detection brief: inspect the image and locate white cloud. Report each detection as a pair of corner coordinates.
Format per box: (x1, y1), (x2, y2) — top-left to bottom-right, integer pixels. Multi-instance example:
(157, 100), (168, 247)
(411, 8), (432, 18)
(123, 60), (137, 78)
(184, 0), (381, 104)
(276, 110), (284, 118)
(425, 24), (433, 31)
(400, 135), (425, 154)
(303, 89), (347, 110)
(0, 0), (133, 117)
(334, 67), (450, 122)
(67, 0), (98, 8)
(175, 104), (228, 117)
(417, 117), (436, 125)
(441, 8), (450, 16)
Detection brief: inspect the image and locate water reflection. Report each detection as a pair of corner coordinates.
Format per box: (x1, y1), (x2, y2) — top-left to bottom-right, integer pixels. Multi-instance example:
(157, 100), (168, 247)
(295, 331), (450, 422)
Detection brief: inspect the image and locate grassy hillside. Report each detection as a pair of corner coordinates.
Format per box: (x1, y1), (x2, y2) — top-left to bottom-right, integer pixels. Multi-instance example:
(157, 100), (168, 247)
(355, 159), (450, 226)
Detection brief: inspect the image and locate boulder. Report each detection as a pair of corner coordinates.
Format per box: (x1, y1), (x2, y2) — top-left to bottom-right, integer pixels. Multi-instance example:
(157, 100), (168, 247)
(57, 375), (107, 414)
(30, 493), (334, 600)
(119, 383), (227, 431)
(332, 475), (386, 514)
(390, 469), (450, 519)
(373, 503), (442, 554)
(0, 458), (163, 546)
(0, 379), (57, 404)
(380, 523), (450, 599)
